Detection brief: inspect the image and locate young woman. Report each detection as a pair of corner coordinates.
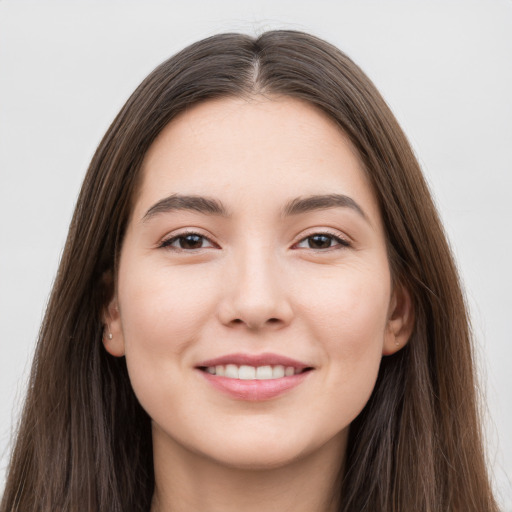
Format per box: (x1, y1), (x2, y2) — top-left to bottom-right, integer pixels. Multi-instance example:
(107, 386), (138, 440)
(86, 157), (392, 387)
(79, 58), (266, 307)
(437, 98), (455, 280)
(1, 30), (499, 512)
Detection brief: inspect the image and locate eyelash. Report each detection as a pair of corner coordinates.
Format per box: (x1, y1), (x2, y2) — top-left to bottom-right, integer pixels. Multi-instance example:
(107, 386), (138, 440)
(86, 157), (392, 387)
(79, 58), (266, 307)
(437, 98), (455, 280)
(158, 230), (351, 252)
(159, 231), (216, 251)
(294, 231), (351, 250)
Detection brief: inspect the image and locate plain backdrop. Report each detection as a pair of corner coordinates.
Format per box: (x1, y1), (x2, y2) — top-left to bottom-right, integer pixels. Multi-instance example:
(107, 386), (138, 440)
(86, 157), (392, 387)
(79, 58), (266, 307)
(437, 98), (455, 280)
(1, 0), (511, 508)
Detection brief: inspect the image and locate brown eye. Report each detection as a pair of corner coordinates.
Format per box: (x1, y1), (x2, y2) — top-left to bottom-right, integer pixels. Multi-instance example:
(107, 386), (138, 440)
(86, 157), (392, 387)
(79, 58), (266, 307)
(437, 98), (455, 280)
(295, 233), (350, 250)
(160, 233), (215, 251)
(308, 234), (333, 249)
(178, 234), (204, 249)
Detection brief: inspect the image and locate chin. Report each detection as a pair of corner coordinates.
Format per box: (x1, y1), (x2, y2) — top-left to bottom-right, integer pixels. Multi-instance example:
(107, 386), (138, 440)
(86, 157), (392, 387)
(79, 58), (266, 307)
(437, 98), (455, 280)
(191, 424), (346, 472)
(205, 444), (310, 471)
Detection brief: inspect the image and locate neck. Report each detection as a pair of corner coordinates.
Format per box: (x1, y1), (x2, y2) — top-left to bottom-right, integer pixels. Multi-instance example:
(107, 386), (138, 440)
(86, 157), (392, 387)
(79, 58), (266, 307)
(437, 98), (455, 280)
(150, 428), (347, 512)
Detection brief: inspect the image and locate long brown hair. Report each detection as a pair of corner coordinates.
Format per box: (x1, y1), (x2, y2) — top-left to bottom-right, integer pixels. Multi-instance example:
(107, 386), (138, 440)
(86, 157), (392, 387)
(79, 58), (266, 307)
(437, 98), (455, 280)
(1, 30), (498, 511)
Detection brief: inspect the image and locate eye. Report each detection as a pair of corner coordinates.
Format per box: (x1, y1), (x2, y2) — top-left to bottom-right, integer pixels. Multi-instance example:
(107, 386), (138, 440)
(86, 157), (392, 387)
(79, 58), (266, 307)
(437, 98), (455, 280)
(159, 232), (216, 251)
(294, 232), (350, 250)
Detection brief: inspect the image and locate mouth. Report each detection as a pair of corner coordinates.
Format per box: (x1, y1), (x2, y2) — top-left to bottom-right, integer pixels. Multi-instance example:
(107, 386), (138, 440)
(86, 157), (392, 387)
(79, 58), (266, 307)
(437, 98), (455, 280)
(195, 352), (314, 380)
(195, 353), (314, 400)
(197, 364), (313, 380)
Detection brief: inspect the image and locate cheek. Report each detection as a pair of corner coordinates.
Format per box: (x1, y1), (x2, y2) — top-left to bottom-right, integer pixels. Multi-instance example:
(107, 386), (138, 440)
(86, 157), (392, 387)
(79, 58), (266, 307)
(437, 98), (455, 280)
(299, 262), (391, 402)
(118, 262), (219, 352)
(303, 263), (391, 348)
(116, 259), (224, 416)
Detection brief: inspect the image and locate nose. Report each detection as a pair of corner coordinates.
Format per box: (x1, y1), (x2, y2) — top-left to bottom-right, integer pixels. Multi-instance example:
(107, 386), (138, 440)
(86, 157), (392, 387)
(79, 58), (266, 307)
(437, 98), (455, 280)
(216, 247), (294, 331)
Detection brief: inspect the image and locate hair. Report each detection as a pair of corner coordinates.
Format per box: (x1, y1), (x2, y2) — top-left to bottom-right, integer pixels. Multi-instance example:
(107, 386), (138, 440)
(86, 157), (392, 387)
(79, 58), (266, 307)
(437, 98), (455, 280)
(1, 30), (499, 512)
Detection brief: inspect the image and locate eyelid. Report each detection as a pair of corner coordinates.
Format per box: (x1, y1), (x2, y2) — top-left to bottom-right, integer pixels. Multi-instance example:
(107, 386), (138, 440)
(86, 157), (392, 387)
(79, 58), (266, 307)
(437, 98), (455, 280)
(156, 227), (351, 251)
(158, 229), (219, 250)
(292, 228), (352, 250)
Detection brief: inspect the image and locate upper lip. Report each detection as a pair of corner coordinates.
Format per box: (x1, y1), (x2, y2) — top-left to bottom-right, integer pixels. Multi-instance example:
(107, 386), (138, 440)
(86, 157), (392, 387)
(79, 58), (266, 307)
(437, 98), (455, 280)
(196, 352), (312, 370)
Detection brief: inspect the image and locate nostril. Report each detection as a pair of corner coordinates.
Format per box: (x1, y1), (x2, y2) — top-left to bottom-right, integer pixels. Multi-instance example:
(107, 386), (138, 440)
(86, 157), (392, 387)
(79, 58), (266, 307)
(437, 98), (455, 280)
(228, 317), (285, 330)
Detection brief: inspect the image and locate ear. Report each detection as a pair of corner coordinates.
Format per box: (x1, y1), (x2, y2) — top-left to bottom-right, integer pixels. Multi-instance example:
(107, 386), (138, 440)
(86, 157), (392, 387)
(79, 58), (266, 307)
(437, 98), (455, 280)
(382, 282), (414, 356)
(102, 290), (126, 358)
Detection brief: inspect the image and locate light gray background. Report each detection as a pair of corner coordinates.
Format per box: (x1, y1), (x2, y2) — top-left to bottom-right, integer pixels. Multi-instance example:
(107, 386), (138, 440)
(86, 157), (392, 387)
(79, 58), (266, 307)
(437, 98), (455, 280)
(1, 0), (511, 508)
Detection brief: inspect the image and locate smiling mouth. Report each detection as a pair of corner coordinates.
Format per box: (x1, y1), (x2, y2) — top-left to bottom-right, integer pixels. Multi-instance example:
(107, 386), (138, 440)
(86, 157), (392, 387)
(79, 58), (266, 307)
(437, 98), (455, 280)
(196, 354), (314, 400)
(198, 364), (313, 380)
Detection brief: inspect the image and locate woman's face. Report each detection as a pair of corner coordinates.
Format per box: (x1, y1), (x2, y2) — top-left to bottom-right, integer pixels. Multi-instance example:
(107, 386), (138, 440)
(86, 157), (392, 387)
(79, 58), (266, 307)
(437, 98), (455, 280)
(105, 96), (411, 470)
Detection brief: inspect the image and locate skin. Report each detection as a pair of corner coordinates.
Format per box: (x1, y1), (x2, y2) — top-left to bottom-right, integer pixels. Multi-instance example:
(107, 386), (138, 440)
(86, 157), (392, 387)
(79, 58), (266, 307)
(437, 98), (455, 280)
(104, 96), (413, 512)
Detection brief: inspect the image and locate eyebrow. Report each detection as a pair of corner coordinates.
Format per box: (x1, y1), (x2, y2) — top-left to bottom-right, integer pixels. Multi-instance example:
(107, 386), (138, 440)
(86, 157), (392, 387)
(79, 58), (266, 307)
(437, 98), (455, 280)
(142, 194), (229, 221)
(281, 194), (367, 220)
(142, 193), (368, 222)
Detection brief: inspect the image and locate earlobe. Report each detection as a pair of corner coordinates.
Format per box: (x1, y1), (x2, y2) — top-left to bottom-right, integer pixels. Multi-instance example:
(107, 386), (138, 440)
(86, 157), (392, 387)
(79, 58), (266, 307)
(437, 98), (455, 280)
(382, 283), (414, 356)
(102, 297), (126, 357)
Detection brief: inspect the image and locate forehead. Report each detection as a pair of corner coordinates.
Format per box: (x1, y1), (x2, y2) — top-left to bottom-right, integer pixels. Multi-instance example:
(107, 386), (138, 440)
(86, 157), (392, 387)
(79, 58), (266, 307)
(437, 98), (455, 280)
(135, 96), (381, 224)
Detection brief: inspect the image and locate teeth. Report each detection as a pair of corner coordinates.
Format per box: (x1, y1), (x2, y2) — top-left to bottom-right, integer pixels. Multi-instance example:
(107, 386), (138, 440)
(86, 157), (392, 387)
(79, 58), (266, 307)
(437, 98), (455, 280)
(225, 364), (238, 379)
(285, 366), (295, 377)
(255, 365), (272, 379)
(239, 365), (256, 380)
(272, 365), (285, 378)
(204, 364), (305, 380)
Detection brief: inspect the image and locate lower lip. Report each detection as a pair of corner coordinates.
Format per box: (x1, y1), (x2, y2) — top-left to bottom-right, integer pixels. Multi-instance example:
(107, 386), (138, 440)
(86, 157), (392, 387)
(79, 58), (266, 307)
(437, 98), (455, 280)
(198, 370), (312, 401)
